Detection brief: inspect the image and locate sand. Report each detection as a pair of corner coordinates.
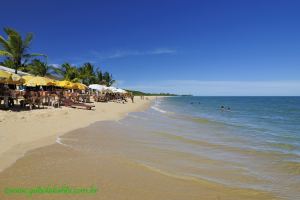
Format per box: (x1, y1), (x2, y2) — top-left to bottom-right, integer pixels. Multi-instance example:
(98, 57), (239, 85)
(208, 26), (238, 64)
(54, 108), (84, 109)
(0, 143), (275, 200)
(0, 96), (277, 200)
(0, 97), (154, 172)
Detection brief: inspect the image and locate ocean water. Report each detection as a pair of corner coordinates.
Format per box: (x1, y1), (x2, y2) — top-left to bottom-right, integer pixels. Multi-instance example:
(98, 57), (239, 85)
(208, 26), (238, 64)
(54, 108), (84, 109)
(61, 97), (300, 199)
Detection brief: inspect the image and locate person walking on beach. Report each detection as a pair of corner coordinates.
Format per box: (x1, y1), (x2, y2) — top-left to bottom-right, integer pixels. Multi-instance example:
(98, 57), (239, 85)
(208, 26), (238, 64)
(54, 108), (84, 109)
(130, 93), (134, 103)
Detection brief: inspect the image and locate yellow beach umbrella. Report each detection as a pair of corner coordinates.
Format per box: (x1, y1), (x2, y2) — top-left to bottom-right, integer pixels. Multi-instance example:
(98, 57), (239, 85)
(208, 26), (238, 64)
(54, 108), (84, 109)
(24, 76), (56, 87)
(55, 80), (77, 89)
(67, 82), (79, 89)
(11, 73), (23, 82)
(22, 75), (35, 82)
(55, 80), (70, 88)
(10, 74), (24, 85)
(74, 83), (87, 90)
(0, 70), (24, 85)
(0, 70), (12, 83)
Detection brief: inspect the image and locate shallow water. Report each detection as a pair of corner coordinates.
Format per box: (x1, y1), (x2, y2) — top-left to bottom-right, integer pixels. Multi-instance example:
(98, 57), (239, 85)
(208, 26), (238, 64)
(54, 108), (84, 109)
(60, 97), (300, 200)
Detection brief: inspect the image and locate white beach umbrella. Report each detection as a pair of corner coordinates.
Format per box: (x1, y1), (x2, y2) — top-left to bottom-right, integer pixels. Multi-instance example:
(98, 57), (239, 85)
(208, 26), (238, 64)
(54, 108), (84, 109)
(106, 87), (127, 93)
(88, 84), (108, 91)
(116, 88), (127, 93)
(106, 86), (118, 92)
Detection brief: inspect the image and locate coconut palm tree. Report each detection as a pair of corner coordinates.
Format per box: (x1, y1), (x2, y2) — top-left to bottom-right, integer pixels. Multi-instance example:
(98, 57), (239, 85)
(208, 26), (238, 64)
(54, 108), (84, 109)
(0, 27), (44, 74)
(0, 59), (16, 70)
(27, 59), (53, 77)
(78, 62), (96, 85)
(95, 69), (103, 84)
(102, 72), (115, 86)
(52, 62), (80, 82)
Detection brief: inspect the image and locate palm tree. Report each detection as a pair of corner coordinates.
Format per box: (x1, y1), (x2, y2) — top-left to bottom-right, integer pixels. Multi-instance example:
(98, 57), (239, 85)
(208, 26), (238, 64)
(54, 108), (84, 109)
(27, 59), (53, 77)
(95, 69), (103, 84)
(52, 62), (80, 82)
(78, 62), (96, 85)
(102, 72), (115, 86)
(0, 59), (16, 70)
(0, 27), (44, 74)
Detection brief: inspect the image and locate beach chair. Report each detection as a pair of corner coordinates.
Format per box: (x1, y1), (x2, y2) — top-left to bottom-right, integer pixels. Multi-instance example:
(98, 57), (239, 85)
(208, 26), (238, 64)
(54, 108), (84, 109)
(62, 98), (95, 110)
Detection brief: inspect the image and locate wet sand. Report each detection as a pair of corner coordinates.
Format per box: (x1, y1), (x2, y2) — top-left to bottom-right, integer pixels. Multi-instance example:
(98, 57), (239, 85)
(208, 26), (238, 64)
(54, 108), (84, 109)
(0, 97), (154, 172)
(0, 119), (277, 200)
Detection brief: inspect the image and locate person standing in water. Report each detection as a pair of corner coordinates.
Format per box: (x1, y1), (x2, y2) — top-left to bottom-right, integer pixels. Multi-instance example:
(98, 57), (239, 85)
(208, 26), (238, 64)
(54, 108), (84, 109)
(220, 105), (225, 112)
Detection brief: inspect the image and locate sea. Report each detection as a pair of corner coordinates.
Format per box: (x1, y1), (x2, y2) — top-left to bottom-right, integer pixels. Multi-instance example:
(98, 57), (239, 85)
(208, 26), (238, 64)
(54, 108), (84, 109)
(60, 96), (300, 199)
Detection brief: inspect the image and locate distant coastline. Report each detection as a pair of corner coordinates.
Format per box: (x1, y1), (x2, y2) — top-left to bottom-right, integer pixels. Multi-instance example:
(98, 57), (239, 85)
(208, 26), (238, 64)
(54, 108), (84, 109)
(125, 89), (178, 96)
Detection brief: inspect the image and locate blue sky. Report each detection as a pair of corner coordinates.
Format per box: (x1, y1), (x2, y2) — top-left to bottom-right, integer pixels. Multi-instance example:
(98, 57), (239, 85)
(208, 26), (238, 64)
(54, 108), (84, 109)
(0, 0), (300, 95)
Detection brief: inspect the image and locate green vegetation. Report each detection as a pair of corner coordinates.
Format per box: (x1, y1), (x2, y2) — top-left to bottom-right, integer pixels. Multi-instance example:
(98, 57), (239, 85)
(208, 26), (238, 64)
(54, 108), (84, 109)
(0, 27), (115, 86)
(125, 89), (178, 96)
(0, 27), (44, 74)
(52, 62), (115, 86)
(27, 59), (53, 77)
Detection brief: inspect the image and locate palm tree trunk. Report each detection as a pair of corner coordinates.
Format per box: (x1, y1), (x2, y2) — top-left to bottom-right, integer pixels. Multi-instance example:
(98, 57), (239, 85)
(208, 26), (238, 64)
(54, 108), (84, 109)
(14, 60), (21, 74)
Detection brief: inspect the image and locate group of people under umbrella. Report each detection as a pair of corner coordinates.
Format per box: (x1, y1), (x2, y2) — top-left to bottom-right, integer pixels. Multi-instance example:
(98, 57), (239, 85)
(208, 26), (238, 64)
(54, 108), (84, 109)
(0, 70), (132, 110)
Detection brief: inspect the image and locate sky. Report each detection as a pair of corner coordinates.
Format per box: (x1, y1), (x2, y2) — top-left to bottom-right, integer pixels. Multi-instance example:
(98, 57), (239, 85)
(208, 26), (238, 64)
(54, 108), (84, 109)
(0, 0), (300, 95)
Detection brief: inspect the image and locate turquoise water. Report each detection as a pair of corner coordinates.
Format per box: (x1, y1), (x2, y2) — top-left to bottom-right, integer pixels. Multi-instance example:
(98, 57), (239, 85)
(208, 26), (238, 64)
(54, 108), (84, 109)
(62, 96), (300, 199)
(123, 97), (300, 199)
(156, 97), (300, 156)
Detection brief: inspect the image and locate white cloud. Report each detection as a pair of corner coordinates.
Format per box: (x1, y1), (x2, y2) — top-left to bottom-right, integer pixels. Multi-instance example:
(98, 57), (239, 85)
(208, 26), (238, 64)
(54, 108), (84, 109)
(120, 80), (300, 96)
(151, 48), (176, 54)
(91, 48), (176, 60)
(49, 63), (60, 68)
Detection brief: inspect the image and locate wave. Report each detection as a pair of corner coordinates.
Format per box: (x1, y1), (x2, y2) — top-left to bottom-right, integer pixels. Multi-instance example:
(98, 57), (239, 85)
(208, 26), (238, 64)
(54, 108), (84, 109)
(127, 113), (149, 121)
(55, 136), (72, 147)
(133, 160), (265, 190)
(168, 113), (226, 127)
(133, 161), (206, 184)
(151, 105), (167, 113)
(152, 131), (300, 161)
(178, 114), (278, 135)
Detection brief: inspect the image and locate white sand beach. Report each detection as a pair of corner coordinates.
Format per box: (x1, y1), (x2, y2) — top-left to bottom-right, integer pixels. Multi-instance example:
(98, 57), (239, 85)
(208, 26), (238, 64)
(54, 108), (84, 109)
(0, 97), (155, 172)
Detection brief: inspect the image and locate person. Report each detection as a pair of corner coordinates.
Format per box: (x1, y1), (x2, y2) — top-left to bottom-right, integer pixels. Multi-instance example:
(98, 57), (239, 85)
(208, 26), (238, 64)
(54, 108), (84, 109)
(220, 105), (225, 112)
(130, 93), (134, 103)
(2, 85), (14, 108)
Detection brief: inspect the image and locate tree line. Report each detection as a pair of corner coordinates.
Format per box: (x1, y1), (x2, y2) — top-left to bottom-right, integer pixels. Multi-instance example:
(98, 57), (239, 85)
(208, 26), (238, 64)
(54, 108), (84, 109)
(0, 27), (115, 86)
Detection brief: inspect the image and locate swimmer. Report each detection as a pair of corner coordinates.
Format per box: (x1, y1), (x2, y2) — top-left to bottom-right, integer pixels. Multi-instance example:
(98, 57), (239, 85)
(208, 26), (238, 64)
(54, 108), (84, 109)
(220, 105), (225, 112)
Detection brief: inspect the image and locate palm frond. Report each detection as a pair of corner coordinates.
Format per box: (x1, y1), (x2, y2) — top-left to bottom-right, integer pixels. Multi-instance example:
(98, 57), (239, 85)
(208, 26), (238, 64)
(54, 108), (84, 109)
(0, 50), (13, 57)
(7, 33), (22, 56)
(0, 27), (45, 74)
(3, 27), (19, 36)
(23, 53), (46, 58)
(0, 36), (10, 51)
(23, 33), (33, 48)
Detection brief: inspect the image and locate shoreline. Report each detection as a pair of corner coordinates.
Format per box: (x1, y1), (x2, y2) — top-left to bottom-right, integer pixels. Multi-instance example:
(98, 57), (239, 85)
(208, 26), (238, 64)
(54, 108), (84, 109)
(0, 101), (277, 200)
(0, 96), (157, 172)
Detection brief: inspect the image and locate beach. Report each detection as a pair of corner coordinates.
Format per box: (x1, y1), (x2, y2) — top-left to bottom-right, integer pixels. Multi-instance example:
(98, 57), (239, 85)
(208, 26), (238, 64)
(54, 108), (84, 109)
(0, 96), (280, 200)
(0, 97), (154, 172)
(1, 1), (299, 199)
